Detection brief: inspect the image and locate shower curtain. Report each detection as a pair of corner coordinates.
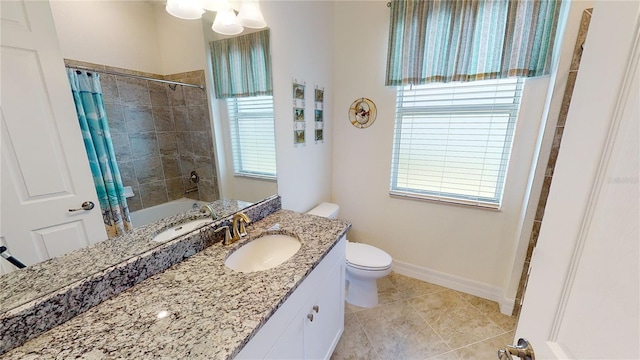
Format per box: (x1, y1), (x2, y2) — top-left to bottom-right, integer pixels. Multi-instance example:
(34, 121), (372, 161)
(67, 69), (132, 237)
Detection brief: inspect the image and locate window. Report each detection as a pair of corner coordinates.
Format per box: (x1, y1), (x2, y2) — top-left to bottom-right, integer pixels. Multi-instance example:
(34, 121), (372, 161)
(227, 95), (276, 179)
(390, 78), (524, 208)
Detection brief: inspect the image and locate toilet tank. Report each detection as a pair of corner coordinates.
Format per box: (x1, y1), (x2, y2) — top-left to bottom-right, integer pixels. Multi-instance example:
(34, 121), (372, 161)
(306, 202), (340, 219)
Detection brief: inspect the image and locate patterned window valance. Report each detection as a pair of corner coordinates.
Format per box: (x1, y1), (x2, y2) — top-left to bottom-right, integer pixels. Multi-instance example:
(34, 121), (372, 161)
(386, 0), (562, 86)
(211, 29), (273, 99)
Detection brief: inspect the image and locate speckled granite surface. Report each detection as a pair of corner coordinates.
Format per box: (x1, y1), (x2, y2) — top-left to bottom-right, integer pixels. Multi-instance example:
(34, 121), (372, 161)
(2, 210), (350, 360)
(0, 196), (279, 355)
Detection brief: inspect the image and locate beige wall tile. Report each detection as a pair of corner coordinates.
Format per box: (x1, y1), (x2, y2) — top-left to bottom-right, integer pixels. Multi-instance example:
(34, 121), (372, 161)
(116, 77), (151, 106)
(570, 10), (593, 71)
(139, 181), (168, 207)
(134, 156), (163, 184)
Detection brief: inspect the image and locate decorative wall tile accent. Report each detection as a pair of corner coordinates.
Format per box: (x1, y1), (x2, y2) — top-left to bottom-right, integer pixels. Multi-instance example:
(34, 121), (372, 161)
(315, 86), (325, 143)
(512, 8), (593, 318)
(293, 79), (306, 146)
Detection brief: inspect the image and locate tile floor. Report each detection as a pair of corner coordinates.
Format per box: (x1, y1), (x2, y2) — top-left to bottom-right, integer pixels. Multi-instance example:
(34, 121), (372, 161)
(331, 272), (517, 360)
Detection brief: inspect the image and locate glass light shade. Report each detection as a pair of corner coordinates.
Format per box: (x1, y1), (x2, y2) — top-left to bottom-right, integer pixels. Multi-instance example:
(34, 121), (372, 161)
(166, 0), (205, 20)
(237, 0), (266, 29)
(212, 8), (243, 36)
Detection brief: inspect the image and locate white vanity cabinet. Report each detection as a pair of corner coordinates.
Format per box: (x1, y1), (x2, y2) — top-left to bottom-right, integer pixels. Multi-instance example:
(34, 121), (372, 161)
(236, 236), (346, 360)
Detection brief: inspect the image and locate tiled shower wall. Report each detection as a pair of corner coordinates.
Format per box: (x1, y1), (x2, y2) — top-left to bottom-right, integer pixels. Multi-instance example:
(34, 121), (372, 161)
(64, 60), (219, 212)
(512, 8), (593, 318)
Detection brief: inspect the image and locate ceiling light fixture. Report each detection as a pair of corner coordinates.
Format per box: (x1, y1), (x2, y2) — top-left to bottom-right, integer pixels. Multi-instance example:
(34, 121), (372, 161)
(212, 7), (244, 36)
(166, 0), (267, 36)
(237, 0), (266, 29)
(165, 0), (205, 20)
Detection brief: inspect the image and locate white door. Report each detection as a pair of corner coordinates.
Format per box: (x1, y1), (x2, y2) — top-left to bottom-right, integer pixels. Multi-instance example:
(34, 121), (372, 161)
(0, 0), (107, 273)
(510, 2), (639, 359)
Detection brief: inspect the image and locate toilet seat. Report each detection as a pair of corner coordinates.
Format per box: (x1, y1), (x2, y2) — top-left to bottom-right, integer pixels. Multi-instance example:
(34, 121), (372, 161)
(346, 241), (392, 271)
(347, 262), (393, 271)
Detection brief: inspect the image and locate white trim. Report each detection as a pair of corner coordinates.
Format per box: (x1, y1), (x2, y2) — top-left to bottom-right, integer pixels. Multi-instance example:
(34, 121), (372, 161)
(547, 341), (573, 360)
(392, 259), (515, 315)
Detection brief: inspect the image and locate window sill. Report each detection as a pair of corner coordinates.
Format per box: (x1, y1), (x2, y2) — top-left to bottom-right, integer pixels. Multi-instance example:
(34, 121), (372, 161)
(234, 173), (277, 181)
(389, 191), (501, 211)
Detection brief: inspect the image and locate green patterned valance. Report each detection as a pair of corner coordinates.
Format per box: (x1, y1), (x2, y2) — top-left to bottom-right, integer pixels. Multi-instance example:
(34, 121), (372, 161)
(386, 0), (562, 86)
(211, 29), (273, 99)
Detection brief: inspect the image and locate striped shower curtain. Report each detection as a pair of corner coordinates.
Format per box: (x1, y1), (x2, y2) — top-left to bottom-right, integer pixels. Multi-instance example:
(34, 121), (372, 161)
(67, 69), (132, 238)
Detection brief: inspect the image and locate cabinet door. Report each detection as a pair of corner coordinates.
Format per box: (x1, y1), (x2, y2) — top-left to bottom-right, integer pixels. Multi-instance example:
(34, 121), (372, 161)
(234, 237), (346, 359)
(304, 260), (346, 359)
(265, 308), (306, 359)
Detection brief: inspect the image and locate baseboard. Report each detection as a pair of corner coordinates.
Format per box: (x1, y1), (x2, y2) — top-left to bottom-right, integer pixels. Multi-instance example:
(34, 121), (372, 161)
(392, 259), (515, 316)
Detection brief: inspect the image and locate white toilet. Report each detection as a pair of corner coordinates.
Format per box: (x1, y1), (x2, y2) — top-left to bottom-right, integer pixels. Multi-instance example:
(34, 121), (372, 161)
(307, 202), (393, 308)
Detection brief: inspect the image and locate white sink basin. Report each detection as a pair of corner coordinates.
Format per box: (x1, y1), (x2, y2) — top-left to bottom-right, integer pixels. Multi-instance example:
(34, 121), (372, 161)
(225, 234), (301, 273)
(152, 218), (214, 243)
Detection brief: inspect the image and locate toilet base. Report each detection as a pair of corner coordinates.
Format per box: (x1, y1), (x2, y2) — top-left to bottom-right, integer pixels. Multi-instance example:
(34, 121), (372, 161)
(345, 266), (392, 308)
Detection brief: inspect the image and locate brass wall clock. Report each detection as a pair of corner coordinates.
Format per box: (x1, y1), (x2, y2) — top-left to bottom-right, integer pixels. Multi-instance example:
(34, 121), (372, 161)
(348, 98), (377, 129)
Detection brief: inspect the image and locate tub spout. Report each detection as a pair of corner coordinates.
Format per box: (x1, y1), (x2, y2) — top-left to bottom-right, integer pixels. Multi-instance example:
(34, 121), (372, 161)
(200, 204), (217, 220)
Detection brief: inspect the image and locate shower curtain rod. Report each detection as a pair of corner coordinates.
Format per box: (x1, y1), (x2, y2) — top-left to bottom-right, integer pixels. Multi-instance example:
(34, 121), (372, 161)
(65, 65), (205, 90)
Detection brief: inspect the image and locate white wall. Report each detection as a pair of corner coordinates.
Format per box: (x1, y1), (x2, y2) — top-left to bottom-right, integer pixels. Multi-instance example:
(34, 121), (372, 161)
(50, 1), (206, 76)
(50, 1), (163, 74)
(47, 0), (597, 311)
(266, 1), (335, 212)
(154, 5), (207, 75)
(200, 15), (280, 204)
(202, 1), (334, 208)
(330, 0), (577, 308)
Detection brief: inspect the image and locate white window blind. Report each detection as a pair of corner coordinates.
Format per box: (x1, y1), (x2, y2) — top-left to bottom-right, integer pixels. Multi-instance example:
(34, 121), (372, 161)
(227, 96), (276, 179)
(390, 78), (524, 208)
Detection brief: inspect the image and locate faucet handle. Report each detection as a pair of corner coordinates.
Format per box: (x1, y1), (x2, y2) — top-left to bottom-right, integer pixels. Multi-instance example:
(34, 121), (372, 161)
(238, 213), (251, 237)
(238, 219), (249, 237)
(214, 226), (231, 245)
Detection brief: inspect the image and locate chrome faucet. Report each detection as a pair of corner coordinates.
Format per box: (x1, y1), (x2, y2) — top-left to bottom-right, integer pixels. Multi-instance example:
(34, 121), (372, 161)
(200, 204), (217, 220)
(231, 212), (251, 242)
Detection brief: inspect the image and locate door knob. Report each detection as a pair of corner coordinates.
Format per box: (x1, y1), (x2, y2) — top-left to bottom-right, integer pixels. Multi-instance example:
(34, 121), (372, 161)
(498, 338), (535, 360)
(68, 201), (95, 212)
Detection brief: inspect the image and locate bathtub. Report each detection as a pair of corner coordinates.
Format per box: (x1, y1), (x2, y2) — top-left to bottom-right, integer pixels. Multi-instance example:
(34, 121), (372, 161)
(130, 198), (207, 228)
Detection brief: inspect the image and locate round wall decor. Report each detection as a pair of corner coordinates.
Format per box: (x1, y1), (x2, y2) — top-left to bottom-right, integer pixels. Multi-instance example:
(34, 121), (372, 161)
(348, 98), (377, 129)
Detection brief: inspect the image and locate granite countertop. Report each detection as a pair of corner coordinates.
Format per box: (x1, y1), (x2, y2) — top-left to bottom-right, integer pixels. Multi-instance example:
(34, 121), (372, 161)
(1, 198), (251, 314)
(0, 197), (277, 355)
(2, 210), (351, 360)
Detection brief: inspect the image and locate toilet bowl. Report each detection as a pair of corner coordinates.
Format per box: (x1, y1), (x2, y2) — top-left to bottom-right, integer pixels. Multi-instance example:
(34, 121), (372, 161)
(307, 202), (393, 308)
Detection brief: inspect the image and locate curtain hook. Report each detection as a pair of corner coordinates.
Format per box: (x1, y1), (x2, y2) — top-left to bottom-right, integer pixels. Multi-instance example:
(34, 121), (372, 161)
(387, 2), (391, 7)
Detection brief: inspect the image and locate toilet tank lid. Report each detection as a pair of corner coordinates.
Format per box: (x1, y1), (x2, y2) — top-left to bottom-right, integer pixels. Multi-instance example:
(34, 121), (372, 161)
(306, 202), (340, 219)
